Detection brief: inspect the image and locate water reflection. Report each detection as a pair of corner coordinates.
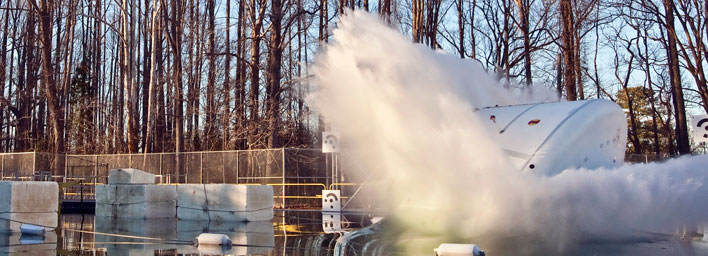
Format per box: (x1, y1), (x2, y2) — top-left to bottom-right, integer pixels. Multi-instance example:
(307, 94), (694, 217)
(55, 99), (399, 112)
(7, 211), (705, 255)
(53, 211), (366, 255)
(0, 231), (57, 255)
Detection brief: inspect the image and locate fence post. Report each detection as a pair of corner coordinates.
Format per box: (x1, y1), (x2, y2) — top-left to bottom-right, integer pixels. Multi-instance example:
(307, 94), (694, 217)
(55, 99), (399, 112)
(159, 153), (163, 178)
(94, 155), (98, 182)
(32, 152), (36, 175)
(0, 154), (3, 180)
(281, 148), (286, 208)
(200, 152), (204, 184)
(64, 154), (69, 182)
(222, 152), (226, 184)
(235, 151), (239, 184)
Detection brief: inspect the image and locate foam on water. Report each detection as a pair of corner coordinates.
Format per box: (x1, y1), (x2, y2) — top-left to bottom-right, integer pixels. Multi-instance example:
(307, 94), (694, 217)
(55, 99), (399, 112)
(307, 10), (708, 251)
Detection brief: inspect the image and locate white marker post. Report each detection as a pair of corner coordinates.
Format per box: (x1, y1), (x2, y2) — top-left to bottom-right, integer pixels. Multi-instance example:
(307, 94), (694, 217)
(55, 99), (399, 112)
(691, 115), (708, 143)
(322, 189), (343, 233)
(322, 132), (341, 191)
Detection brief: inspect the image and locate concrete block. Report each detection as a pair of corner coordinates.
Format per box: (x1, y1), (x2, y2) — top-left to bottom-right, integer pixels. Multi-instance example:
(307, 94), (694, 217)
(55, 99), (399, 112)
(96, 184), (176, 204)
(95, 185), (176, 218)
(176, 184), (273, 221)
(108, 168), (155, 184)
(0, 181), (58, 213)
(0, 213), (57, 232)
(96, 201), (176, 219)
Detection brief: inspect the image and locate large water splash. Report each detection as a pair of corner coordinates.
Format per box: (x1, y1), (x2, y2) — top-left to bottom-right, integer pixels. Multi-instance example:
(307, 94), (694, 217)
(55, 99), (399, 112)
(307, 10), (708, 252)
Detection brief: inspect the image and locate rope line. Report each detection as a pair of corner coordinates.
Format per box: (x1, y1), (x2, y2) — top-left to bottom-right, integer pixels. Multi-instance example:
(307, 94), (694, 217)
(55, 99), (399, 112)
(0, 215), (57, 229)
(0, 211), (56, 214)
(175, 205), (273, 213)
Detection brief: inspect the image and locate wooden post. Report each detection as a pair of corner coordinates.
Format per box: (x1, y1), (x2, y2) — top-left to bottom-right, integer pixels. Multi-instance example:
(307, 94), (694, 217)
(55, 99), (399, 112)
(200, 152), (204, 184)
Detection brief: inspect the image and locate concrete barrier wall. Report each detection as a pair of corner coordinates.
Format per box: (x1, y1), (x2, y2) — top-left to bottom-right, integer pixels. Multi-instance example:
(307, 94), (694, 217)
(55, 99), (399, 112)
(94, 179), (273, 221)
(95, 185), (177, 218)
(176, 184), (273, 222)
(0, 181), (58, 232)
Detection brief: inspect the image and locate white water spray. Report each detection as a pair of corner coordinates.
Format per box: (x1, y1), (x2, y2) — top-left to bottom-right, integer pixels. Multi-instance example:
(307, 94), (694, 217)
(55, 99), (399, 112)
(308, 11), (708, 251)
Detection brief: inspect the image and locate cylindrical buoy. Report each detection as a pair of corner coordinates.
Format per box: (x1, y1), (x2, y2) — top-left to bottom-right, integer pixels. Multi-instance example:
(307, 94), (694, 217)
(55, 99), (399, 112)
(434, 243), (485, 256)
(19, 224), (45, 235)
(196, 233), (232, 246)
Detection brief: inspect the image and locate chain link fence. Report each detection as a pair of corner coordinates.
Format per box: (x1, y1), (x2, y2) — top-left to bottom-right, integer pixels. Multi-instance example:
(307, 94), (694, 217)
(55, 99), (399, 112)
(624, 153), (678, 164)
(0, 151), (691, 209)
(0, 149), (338, 209)
(0, 151), (690, 209)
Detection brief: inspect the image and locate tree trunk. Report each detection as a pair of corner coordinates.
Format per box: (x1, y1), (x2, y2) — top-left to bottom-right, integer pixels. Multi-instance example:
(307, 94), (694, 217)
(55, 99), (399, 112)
(223, 0), (232, 149)
(0, 0), (10, 151)
(457, 0), (465, 58)
(35, 0), (66, 157)
(267, 0), (284, 148)
(664, 0), (690, 154)
(560, 0), (577, 100)
(236, 0), (246, 149)
(122, 0), (139, 153)
(514, 0), (532, 86)
(206, 0), (217, 150)
(249, 0), (265, 148)
(166, 0), (185, 180)
(412, 0), (424, 43)
(144, 0), (161, 153)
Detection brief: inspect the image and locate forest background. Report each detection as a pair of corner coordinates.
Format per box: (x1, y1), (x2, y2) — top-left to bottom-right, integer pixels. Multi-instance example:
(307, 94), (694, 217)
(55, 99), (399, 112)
(0, 0), (706, 157)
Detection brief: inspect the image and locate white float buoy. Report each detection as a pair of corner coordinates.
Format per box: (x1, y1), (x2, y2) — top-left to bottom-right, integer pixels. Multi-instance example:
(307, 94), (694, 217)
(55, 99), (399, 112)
(19, 224), (45, 235)
(196, 233), (232, 246)
(434, 243), (485, 256)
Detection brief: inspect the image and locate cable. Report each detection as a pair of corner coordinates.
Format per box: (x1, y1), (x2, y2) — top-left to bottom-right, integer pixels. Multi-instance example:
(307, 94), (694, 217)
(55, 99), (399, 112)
(176, 205), (273, 213)
(0, 215), (57, 229)
(202, 184), (211, 222)
(63, 228), (193, 245)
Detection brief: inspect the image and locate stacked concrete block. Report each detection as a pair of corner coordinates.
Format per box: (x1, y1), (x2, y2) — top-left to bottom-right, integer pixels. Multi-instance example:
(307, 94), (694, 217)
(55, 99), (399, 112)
(108, 168), (156, 184)
(95, 185), (177, 218)
(95, 168), (177, 219)
(0, 181), (58, 232)
(176, 184), (274, 222)
(95, 169), (274, 222)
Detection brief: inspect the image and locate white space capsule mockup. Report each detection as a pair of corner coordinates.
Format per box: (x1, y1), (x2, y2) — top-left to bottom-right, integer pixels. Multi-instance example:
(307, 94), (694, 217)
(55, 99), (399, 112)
(476, 99), (627, 176)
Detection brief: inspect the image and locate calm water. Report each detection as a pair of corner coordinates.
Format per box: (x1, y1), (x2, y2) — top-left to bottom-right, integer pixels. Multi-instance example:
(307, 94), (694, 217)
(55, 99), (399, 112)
(2, 211), (708, 255)
(3, 211), (358, 255)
